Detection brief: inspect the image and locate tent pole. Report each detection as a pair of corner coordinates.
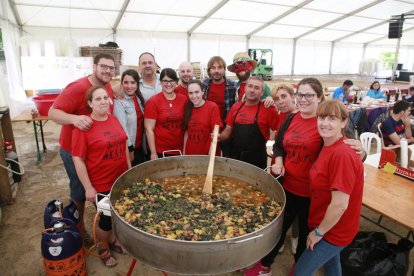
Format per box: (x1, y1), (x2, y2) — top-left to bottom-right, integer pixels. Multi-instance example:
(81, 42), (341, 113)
(329, 41), (334, 75)
(187, 33), (191, 61)
(391, 37), (401, 82)
(291, 38), (297, 76)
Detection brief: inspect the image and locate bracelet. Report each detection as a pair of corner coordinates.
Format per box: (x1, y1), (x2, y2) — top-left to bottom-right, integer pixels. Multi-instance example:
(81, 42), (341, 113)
(128, 145), (134, 152)
(314, 227), (324, 238)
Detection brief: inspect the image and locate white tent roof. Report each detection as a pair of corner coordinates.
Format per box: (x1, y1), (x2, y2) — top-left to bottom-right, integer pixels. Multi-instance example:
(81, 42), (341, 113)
(8, 0), (414, 45)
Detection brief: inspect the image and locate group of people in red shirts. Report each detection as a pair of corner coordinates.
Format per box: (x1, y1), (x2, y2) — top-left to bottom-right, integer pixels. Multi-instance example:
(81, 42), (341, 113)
(49, 51), (366, 274)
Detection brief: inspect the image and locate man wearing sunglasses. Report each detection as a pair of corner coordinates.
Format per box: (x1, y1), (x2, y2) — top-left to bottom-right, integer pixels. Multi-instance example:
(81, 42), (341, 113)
(227, 52), (273, 107)
(48, 53), (116, 246)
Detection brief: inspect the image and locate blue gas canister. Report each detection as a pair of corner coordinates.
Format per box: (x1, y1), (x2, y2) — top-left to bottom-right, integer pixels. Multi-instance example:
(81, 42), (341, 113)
(44, 200), (81, 230)
(41, 218), (87, 275)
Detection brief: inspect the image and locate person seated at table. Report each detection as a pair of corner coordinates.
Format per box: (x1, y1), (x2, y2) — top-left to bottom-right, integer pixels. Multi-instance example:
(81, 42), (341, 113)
(332, 80), (353, 103)
(365, 81), (387, 99)
(380, 100), (414, 146)
(403, 86), (414, 104)
(293, 100), (364, 276)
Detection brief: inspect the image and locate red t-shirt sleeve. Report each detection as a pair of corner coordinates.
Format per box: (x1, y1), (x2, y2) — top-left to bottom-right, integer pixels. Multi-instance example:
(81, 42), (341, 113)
(210, 103), (223, 129)
(225, 103), (240, 127)
(144, 97), (158, 119)
(71, 128), (88, 158)
(328, 152), (357, 195)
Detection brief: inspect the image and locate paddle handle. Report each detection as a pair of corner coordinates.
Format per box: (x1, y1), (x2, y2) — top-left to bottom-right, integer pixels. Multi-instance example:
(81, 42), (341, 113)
(203, 125), (219, 194)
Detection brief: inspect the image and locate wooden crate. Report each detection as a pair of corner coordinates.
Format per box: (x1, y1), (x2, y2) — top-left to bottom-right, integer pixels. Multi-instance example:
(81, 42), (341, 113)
(79, 46), (122, 76)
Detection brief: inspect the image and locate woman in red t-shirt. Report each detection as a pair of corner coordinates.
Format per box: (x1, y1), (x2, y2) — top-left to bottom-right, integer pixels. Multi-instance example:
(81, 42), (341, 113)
(247, 78), (364, 276)
(294, 100), (364, 275)
(272, 84), (297, 132)
(144, 68), (187, 160)
(183, 79), (223, 155)
(271, 83), (299, 254)
(72, 86), (131, 267)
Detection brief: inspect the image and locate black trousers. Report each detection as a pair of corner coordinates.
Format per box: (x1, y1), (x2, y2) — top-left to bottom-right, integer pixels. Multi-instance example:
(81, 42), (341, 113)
(261, 189), (311, 266)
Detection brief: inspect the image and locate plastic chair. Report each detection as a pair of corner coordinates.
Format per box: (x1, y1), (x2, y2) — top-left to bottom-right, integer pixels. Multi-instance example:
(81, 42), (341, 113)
(377, 123), (385, 148)
(360, 132), (382, 154)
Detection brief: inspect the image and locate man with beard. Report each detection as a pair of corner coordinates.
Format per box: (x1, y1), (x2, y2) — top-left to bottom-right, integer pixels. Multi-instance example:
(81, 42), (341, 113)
(48, 53), (116, 245)
(218, 76), (278, 169)
(203, 56), (237, 157)
(227, 52), (273, 104)
(138, 52), (162, 101)
(175, 61), (194, 98)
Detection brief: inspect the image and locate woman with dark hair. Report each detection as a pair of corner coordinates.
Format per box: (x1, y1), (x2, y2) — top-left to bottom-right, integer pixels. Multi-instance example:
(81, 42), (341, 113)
(113, 69), (146, 166)
(365, 81), (387, 99)
(183, 79), (222, 155)
(294, 100), (364, 275)
(144, 68), (187, 159)
(72, 86), (131, 267)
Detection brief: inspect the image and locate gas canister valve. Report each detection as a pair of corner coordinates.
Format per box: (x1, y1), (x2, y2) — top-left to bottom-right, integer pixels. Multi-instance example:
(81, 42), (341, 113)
(96, 194), (111, 216)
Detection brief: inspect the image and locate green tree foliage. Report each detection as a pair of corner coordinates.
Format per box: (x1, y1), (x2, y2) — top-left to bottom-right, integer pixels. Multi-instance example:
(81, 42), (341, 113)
(380, 52), (396, 70)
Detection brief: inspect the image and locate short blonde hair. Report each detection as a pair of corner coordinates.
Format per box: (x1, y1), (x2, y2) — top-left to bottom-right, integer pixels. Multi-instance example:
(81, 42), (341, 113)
(271, 84), (294, 98)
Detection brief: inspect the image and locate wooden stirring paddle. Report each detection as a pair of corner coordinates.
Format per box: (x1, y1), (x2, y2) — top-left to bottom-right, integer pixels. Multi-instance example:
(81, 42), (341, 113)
(203, 125), (220, 194)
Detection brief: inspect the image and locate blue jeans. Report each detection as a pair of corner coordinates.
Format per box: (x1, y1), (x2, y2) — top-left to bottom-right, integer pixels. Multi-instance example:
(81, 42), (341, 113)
(60, 148), (85, 202)
(294, 239), (345, 276)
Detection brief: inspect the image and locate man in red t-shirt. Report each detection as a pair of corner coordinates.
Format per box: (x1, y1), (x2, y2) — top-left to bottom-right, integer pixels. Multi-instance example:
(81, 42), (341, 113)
(203, 56), (237, 157)
(218, 76), (278, 168)
(48, 53), (115, 240)
(175, 61), (194, 98)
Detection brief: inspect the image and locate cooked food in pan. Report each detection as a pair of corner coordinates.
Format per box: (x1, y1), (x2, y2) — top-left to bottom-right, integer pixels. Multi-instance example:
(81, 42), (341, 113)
(114, 174), (282, 241)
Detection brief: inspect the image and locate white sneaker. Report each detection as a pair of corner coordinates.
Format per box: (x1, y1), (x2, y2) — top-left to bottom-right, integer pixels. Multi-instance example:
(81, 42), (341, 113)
(278, 244), (285, 254)
(291, 237), (298, 254)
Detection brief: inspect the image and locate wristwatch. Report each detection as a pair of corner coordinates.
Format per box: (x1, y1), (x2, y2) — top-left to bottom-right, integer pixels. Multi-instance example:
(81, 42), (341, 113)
(314, 227), (324, 238)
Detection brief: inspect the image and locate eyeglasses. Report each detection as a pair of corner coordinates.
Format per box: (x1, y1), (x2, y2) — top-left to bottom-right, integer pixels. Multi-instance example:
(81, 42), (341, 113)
(161, 80), (176, 85)
(98, 64), (115, 72)
(296, 93), (316, 100)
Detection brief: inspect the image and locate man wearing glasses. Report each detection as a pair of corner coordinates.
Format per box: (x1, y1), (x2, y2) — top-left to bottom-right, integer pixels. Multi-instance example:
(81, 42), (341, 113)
(48, 53), (116, 245)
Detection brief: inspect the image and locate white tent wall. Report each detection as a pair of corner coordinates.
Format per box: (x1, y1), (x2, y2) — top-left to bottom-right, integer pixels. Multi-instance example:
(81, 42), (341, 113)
(294, 40), (332, 75)
(116, 30), (187, 69)
(364, 44), (414, 72)
(331, 43), (364, 74)
(22, 26), (114, 57)
(0, 1), (29, 117)
(190, 33), (246, 77)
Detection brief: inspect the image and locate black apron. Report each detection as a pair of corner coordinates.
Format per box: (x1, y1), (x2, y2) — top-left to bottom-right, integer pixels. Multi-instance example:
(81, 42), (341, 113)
(231, 102), (267, 169)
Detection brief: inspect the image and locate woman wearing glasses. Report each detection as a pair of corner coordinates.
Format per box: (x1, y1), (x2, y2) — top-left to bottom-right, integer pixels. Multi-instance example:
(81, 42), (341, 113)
(144, 68), (187, 160)
(113, 69), (146, 166)
(246, 78), (364, 276)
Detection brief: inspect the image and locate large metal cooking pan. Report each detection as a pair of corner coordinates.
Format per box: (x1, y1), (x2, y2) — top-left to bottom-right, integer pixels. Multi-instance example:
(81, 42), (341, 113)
(110, 156), (285, 275)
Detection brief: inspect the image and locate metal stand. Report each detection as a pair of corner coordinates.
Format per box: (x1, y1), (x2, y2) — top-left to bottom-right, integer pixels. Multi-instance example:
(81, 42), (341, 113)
(127, 259), (168, 276)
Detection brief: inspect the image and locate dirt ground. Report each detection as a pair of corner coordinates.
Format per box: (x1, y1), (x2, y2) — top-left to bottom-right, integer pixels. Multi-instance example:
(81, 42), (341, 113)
(0, 76), (413, 275)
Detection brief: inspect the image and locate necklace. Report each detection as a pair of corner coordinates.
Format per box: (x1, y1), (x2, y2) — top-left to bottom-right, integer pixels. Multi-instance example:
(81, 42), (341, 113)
(164, 93), (176, 107)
